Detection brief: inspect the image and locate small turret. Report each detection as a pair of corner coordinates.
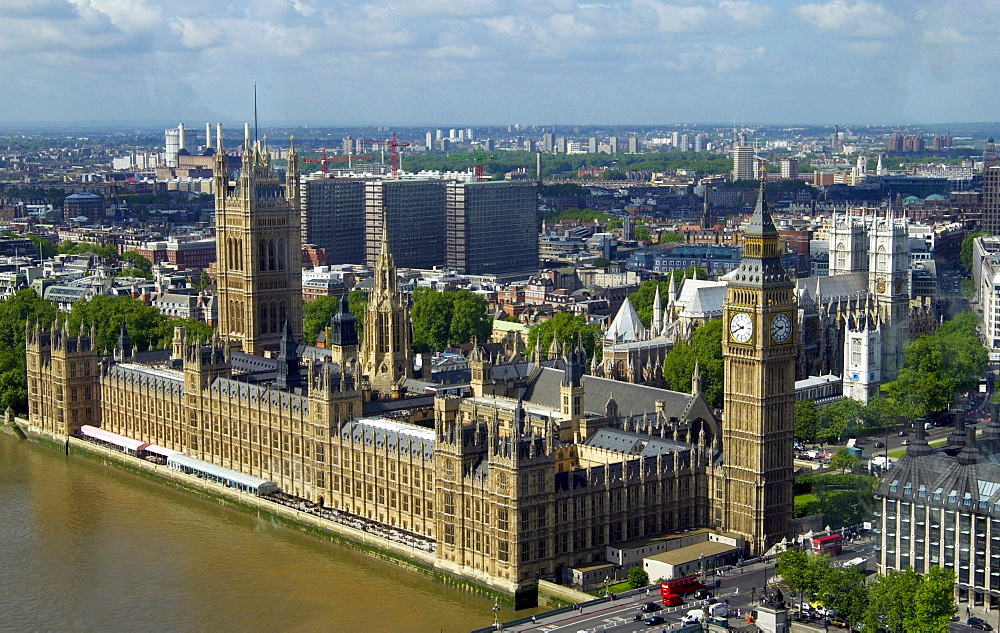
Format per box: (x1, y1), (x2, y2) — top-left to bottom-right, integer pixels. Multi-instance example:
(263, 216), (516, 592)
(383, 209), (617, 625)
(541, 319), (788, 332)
(274, 321), (301, 390)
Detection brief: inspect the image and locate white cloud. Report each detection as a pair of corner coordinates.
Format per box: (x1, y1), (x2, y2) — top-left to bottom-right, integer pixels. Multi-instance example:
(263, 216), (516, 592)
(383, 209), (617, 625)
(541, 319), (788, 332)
(794, 0), (900, 39)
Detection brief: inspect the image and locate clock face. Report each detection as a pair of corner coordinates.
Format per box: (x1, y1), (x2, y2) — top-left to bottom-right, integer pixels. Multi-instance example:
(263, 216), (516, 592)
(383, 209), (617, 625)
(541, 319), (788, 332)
(875, 278), (886, 293)
(730, 312), (753, 343)
(770, 313), (791, 343)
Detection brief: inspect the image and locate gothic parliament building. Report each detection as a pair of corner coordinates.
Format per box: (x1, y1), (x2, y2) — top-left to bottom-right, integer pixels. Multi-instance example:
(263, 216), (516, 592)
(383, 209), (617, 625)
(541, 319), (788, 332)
(25, 136), (796, 604)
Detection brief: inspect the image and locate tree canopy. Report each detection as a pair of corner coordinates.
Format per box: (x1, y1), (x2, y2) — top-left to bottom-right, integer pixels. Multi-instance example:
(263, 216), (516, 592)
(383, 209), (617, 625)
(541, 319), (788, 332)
(410, 288), (492, 353)
(526, 312), (602, 363)
(0, 289), (60, 413)
(960, 231), (986, 271)
(883, 312), (987, 418)
(662, 319), (723, 408)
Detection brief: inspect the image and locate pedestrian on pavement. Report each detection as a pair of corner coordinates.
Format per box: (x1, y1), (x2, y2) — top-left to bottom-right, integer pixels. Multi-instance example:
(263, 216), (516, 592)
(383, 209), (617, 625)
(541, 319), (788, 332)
(531, 615), (536, 624)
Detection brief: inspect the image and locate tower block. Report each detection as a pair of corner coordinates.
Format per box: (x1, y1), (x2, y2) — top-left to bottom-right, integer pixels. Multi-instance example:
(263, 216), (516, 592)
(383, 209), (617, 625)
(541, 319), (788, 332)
(720, 172), (797, 554)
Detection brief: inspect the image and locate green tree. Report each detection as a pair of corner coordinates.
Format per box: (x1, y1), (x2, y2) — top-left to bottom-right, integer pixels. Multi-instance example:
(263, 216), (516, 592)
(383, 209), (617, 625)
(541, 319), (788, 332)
(630, 279), (672, 327)
(0, 289), (59, 348)
(910, 566), (956, 633)
(68, 295), (168, 353)
(817, 565), (868, 630)
(603, 169), (627, 180)
(347, 290), (368, 341)
(627, 566), (649, 589)
(303, 296), (342, 345)
(660, 232), (684, 243)
(828, 447), (862, 473)
(526, 312), (602, 364)
(661, 319), (723, 408)
(119, 250), (152, 278)
(26, 234), (57, 259)
(634, 224), (651, 242)
(592, 257), (612, 268)
(817, 397), (861, 442)
(162, 318), (214, 346)
(776, 549), (829, 611)
(410, 289), (492, 353)
(960, 231), (986, 271)
(960, 278), (976, 300)
(863, 568), (922, 633)
(883, 312), (987, 418)
(794, 399), (821, 442)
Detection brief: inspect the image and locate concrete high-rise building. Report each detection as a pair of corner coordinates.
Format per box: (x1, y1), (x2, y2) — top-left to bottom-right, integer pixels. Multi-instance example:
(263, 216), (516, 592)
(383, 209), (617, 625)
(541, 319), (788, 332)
(721, 178), (796, 552)
(435, 129), (443, 142)
(445, 181), (538, 277)
(449, 129), (457, 140)
(524, 139), (536, 152)
(588, 137), (597, 153)
(302, 178), (367, 265)
(732, 145), (755, 181)
(465, 128), (474, 142)
(164, 129), (180, 168)
(541, 132), (554, 153)
(981, 139), (1000, 234)
(425, 131), (433, 149)
(608, 136), (618, 154)
(779, 158), (799, 180)
(214, 129), (303, 354)
(365, 179), (446, 269)
(627, 136), (638, 154)
(483, 139), (495, 152)
(554, 137), (566, 154)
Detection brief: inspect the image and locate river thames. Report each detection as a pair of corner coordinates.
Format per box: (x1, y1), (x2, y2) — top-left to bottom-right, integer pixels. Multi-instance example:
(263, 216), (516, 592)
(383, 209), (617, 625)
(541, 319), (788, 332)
(0, 433), (521, 632)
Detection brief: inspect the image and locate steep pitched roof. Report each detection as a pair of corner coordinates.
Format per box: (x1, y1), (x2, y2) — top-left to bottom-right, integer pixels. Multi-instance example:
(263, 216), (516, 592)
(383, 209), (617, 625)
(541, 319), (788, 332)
(604, 296), (647, 343)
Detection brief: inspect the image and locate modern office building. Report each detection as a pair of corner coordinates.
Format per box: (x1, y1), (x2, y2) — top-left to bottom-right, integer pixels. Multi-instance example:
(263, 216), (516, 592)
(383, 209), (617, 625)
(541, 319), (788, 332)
(445, 181), (538, 277)
(365, 179), (447, 270)
(981, 139), (1000, 234)
(302, 177), (367, 265)
(875, 420), (1000, 609)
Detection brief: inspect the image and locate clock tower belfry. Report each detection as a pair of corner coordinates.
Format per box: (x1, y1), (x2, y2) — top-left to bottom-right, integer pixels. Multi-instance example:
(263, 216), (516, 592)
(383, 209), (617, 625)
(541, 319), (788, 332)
(720, 172), (796, 555)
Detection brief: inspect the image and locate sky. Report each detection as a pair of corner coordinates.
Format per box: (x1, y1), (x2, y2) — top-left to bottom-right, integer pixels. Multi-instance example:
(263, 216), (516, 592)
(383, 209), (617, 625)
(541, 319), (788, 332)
(1, 0), (997, 126)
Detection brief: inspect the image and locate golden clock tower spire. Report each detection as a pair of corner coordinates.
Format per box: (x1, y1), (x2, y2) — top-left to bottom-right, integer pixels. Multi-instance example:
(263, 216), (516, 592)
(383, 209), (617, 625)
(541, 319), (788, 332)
(720, 166), (796, 555)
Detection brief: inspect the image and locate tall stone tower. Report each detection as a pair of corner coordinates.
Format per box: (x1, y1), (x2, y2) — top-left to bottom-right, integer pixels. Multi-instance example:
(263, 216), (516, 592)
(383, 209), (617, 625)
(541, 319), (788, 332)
(360, 226), (412, 397)
(214, 127), (302, 355)
(869, 205), (909, 382)
(720, 174), (796, 554)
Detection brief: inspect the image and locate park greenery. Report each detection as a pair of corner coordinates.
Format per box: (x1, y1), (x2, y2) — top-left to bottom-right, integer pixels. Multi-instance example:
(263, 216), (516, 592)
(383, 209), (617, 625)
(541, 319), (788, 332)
(526, 312), (602, 363)
(793, 473), (877, 527)
(662, 319), (724, 409)
(776, 549), (955, 633)
(410, 287), (492, 352)
(960, 231), (987, 271)
(402, 149), (733, 179)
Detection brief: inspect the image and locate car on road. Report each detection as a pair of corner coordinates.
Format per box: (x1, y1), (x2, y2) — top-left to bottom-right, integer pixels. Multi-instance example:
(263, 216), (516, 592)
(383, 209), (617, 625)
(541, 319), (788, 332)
(901, 439), (910, 446)
(873, 441), (885, 448)
(641, 602), (662, 612)
(969, 616), (994, 631)
(693, 589), (713, 600)
(643, 615), (665, 626)
(828, 615), (849, 628)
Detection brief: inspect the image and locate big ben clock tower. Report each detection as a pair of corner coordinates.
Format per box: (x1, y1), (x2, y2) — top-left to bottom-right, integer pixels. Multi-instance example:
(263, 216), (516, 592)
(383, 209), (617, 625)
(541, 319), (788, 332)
(720, 169), (796, 554)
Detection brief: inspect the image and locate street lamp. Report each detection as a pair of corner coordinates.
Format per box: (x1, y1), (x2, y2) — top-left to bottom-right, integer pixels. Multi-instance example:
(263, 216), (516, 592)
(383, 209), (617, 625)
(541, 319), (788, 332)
(493, 600), (501, 631)
(605, 575), (610, 597)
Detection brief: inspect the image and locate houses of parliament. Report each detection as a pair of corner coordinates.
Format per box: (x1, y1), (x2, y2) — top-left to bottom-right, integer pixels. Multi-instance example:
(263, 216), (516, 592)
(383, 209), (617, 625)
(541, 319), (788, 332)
(24, 133), (796, 604)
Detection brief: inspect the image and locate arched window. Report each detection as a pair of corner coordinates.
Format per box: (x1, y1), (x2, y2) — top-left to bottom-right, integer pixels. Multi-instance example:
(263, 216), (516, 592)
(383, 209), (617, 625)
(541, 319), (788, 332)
(260, 305), (268, 334)
(268, 240), (276, 271)
(277, 239), (285, 270)
(259, 241), (267, 272)
(270, 303), (278, 333)
(279, 301), (286, 325)
(877, 245), (887, 272)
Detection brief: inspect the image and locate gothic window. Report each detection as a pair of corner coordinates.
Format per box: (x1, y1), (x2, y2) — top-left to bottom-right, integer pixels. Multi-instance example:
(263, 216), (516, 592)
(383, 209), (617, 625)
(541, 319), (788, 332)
(268, 240), (276, 271)
(877, 245), (887, 272)
(259, 241), (266, 272)
(260, 306), (268, 334)
(270, 303), (278, 333)
(836, 242), (846, 269)
(280, 301), (286, 325)
(277, 239), (285, 270)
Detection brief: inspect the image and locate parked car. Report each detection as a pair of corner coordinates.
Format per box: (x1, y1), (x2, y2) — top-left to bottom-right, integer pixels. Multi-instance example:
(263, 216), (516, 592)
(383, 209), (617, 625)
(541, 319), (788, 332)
(643, 615), (665, 626)
(641, 602), (662, 613)
(968, 617), (994, 631)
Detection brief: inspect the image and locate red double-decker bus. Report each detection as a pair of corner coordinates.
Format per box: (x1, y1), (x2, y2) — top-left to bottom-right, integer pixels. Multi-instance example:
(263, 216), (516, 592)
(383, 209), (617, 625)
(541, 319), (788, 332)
(660, 574), (706, 596)
(811, 534), (843, 555)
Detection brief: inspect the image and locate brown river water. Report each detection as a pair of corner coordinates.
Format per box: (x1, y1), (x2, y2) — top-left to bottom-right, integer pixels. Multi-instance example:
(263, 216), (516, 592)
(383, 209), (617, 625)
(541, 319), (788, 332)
(0, 433), (520, 633)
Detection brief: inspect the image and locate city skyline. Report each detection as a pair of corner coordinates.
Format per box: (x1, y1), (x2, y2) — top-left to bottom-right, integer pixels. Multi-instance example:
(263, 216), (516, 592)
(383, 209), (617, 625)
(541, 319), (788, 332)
(0, 0), (994, 126)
